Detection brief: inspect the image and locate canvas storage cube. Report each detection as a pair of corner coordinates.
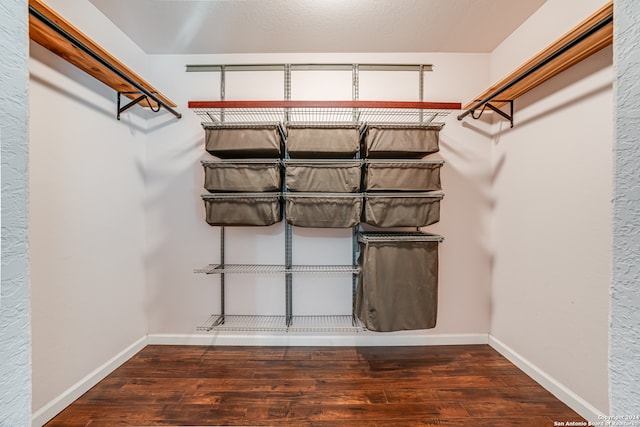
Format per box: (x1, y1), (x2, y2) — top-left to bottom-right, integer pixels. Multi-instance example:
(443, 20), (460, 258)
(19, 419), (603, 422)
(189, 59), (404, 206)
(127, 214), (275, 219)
(284, 159), (363, 193)
(355, 232), (443, 332)
(202, 193), (282, 226)
(364, 125), (440, 158)
(202, 160), (281, 192)
(285, 124), (361, 158)
(364, 160), (444, 192)
(204, 124), (283, 158)
(285, 193), (363, 228)
(363, 192), (443, 228)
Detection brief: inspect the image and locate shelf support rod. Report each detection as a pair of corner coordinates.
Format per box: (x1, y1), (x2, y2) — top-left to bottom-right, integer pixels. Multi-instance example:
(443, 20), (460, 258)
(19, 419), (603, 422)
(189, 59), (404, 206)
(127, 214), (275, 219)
(29, 5), (182, 120)
(457, 10), (612, 125)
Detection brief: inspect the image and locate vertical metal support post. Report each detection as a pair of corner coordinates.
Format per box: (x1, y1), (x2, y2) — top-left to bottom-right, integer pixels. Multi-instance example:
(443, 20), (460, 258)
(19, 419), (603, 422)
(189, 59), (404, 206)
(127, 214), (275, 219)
(419, 64), (424, 124)
(419, 64), (424, 102)
(284, 64), (293, 328)
(284, 64), (291, 159)
(352, 64), (364, 159)
(352, 65), (362, 326)
(352, 65), (361, 326)
(285, 223), (293, 327)
(284, 64), (291, 124)
(217, 66), (226, 325)
(284, 64), (291, 101)
(352, 227), (359, 326)
(220, 226), (226, 324)
(220, 65), (226, 121)
(352, 64), (360, 122)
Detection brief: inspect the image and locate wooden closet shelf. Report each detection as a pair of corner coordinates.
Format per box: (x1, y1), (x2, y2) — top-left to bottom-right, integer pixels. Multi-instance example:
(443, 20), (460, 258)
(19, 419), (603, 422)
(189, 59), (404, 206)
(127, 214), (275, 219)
(459, 1), (612, 125)
(29, 0), (180, 119)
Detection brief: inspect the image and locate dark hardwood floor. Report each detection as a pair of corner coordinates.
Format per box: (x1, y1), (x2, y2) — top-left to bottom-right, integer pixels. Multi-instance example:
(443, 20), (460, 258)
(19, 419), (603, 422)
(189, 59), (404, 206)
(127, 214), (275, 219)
(45, 344), (586, 426)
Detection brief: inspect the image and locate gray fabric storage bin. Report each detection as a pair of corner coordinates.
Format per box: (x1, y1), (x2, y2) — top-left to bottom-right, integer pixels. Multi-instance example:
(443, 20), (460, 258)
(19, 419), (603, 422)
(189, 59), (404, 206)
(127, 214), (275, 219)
(364, 160), (444, 191)
(284, 160), (362, 193)
(202, 193), (282, 226)
(205, 124), (283, 158)
(356, 232), (443, 332)
(363, 192), (443, 228)
(285, 193), (363, 228)
(364, 125), (440, 158)
(202, 160), (281, 192)
(286, 125), (361, 158)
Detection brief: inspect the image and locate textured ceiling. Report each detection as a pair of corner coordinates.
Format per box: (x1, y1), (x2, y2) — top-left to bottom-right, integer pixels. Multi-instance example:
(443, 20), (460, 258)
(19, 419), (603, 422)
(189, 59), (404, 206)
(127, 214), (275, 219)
(89, 0), (547, 54)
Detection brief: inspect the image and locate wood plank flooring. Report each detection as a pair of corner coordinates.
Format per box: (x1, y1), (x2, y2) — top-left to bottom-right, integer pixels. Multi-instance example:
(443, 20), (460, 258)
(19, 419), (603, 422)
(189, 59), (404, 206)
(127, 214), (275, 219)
(45, 345), (586, 426)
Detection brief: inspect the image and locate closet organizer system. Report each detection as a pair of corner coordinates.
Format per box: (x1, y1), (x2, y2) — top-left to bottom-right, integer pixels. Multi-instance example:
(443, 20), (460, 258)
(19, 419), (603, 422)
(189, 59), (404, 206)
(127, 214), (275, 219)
(189, 64), (461, 333)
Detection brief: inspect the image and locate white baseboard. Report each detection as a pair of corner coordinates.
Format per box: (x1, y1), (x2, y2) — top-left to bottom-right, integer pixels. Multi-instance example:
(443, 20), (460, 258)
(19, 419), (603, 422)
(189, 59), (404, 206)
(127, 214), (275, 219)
(488, 335), (607, 423)
(31, 336), (148, 427)
(147, 332), (489, 347)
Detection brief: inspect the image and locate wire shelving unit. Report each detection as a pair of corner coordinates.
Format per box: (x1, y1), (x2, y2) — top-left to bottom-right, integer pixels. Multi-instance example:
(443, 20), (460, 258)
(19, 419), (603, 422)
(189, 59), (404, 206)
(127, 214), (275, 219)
(190, 63), (459, 333)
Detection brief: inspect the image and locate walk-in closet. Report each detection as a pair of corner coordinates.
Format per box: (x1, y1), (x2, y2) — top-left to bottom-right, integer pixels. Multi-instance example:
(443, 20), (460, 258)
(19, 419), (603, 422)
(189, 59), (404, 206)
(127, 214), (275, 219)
(2, 0), (638, 425)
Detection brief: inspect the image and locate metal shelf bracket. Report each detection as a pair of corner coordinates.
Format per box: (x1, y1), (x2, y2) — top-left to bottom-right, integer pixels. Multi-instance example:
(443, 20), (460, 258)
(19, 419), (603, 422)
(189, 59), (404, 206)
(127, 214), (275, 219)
(470, 100), (514, 128)
(117, 91), (161, 120)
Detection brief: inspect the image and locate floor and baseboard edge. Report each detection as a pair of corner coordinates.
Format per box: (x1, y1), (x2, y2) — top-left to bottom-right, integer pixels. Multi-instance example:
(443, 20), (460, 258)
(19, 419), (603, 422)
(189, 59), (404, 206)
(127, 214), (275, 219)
(31, 335), (148, 427)
(146, 332), (490, 347)
(31, 333), (604, 425)
(488, 335), (606, 423)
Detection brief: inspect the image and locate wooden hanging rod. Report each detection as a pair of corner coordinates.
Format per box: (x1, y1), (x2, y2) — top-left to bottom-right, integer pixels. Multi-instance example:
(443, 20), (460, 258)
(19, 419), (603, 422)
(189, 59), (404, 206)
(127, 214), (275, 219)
(28, 0), (181, 120)
(458, 1), (613, 126)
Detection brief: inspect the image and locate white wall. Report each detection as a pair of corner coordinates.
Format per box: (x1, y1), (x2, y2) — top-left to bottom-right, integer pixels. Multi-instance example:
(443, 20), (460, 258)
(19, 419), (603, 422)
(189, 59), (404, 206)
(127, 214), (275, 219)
(489, 0), (612, 416)
(0, 0), (31, 425)
(28, 0), (149, 418)
(142, 52), (494, 336)
(611, 0), (640, 415)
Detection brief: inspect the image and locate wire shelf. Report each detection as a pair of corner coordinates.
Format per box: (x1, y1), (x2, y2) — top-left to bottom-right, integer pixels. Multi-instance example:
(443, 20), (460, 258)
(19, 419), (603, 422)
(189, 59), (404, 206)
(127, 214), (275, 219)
(364, 159), (445, 165)
(194, 264), (360, 274)
(364, 191), (444, 200)
(358, 232), (445, 243)
(189, 101), (459, 126)
(288, 315), (366, 333)
(197, 315), (286, 332)
(194, 264), (283, 274)
(201, 193), (281, 201)
(291, 265), (360, 274)
(197, 314), (366, 333)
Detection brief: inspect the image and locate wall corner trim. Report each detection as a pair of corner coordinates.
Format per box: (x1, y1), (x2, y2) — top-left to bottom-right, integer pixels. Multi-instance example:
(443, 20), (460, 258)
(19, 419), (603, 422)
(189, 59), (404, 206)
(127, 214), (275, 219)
(31, 336), (148, 427)
(488, 335), (607, 422)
